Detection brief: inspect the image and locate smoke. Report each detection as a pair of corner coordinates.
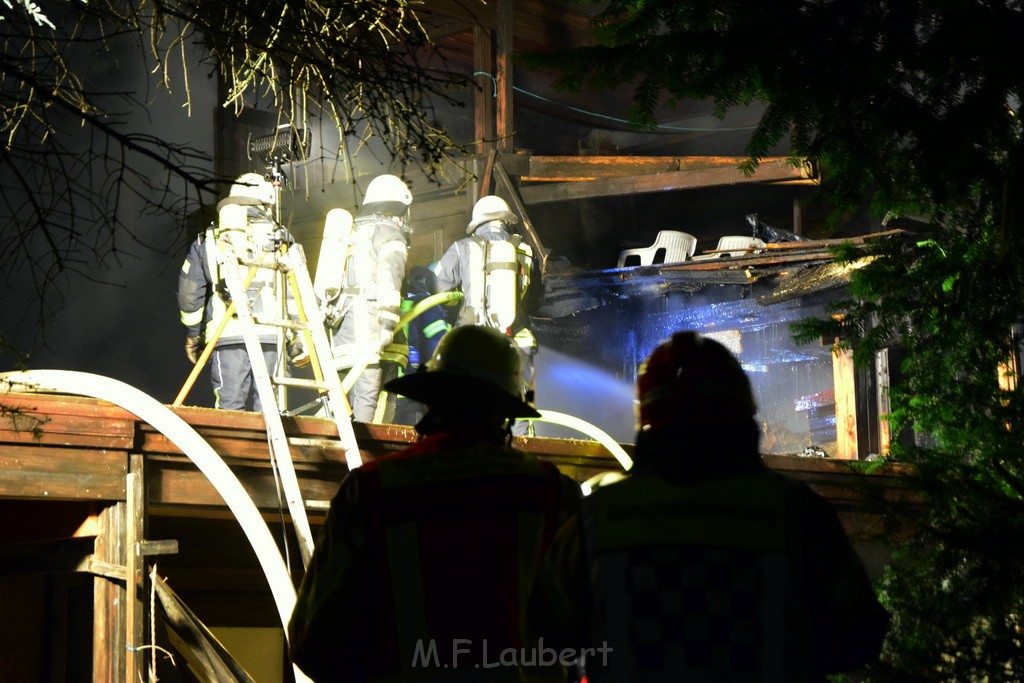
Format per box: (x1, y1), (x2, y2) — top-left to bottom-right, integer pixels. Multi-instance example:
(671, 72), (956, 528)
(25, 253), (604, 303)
(532, 347), (636, 443)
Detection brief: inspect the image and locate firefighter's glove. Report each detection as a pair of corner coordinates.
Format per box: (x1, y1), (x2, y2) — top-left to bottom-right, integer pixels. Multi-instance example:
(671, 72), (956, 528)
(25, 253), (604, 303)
(322, 305), (342, 330)
(380, 308), (400, 336)
(185, 336), (204, 364)
(380, 341), (410, 371)
(288, 334), (311, 369)
(514, 328), (539, 357)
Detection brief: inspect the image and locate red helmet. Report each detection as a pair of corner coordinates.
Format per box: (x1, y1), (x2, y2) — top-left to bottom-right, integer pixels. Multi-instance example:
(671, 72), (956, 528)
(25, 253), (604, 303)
(636, 331), (757, 432)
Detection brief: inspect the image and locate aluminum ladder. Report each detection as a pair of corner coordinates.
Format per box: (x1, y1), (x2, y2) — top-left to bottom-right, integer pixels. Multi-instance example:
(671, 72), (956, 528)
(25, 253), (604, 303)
(216, 235), (362, 569)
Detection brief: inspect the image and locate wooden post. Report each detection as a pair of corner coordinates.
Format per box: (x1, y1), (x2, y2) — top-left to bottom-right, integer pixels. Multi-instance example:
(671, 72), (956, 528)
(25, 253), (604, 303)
(93, 501), (127, 682)
(997, 327), (1021, 392)
(126, 455), (147, 683)
(875, 348), (892, 457)
(477, 149), (496, 200)
(473, 25), (495, 156)
(495, 0), (514, 152)
(832, 346), (859, 459)
(792, 194), (804, 237)
(494, 161), (549, 275)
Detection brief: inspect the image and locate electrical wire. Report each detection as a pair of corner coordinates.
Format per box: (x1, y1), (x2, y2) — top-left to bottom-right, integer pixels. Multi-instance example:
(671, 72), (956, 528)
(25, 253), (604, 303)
(473, 71), (758, 133)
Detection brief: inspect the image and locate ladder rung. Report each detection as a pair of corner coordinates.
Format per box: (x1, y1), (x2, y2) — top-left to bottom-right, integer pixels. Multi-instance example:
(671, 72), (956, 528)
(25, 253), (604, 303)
(253, 317), (310, 331)
(272, 376), (331, 391)
(237, 256), (287, 271)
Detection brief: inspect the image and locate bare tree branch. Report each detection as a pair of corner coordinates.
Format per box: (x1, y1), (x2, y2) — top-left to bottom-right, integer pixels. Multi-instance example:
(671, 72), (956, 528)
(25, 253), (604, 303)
(0, 0), (472, 352)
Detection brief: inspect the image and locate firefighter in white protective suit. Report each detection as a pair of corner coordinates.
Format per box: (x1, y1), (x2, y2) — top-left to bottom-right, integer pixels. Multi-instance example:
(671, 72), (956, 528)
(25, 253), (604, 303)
(177, 172), (283, 410)
(327, 174), (413, 423)
(433, 195), (539, 433)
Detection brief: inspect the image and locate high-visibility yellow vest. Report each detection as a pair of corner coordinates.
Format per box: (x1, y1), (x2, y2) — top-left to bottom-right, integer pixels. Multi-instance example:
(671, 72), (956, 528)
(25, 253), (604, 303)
(580, 472), (819, 682)
(290, 434), (576, 682)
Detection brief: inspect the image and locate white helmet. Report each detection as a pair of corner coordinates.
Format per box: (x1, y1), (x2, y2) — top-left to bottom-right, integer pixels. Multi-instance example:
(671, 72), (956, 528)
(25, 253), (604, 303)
(227, 172), (276, 206)
(215, 172), (275, 236)
(467, 195), (519, 234)
(363, 174), (413, 207)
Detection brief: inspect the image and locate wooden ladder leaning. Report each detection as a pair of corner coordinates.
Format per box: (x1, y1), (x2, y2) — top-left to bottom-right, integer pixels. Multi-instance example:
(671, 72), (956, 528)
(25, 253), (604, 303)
(215, 234), (361, 569)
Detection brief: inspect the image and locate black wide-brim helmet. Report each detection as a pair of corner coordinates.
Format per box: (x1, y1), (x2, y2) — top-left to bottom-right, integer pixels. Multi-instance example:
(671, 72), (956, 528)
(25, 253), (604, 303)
(383, 325), (540, 419)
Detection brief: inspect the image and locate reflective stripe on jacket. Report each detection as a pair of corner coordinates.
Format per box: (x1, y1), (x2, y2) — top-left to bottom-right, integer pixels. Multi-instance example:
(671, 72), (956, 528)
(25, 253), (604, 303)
(531, 467), (890, 683)
(176, 228), (279, 346)
(581, 472), (808, 682)
(433, 225), (532, 333)
(401, 294), (451, 368)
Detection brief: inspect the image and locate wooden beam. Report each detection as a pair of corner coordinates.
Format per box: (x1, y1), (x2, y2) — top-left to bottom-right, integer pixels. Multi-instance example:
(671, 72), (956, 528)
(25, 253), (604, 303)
(473, 26), (495, 155)
(832, 346), (859, 460)
(154, 574), (256, 682)
(494, 161), (549, 275)
(477, 149), (497, 199)
(523, 155), (771, 181)
(0, 444), (127, 500)
(997, 327), (1021, 392)
(793, 193), (805, 236)
(0, 393), (136, 450)
(0, 387), (911, 515)
(144, 457), (346, 510)
(747, 230), (904, 251)
(520, 158), (815, 204)
(496, 0), (514, 152)
(495, 151), (529, 177)
(125, 459), (145, 683)
(875, 348), (892, 457)
(93, 501), (127, 682)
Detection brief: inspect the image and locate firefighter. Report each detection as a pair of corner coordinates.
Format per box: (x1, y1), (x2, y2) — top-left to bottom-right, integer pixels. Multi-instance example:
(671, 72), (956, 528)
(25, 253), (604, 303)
(289, 325), (581, 682)
(434, 195), (540, 433)
(329, 173), (412, 423)
(373, 330), (410, 425)
(391, 265), (451, 426)
(529, 331), (890, 682)
(177, 172), (281, 410)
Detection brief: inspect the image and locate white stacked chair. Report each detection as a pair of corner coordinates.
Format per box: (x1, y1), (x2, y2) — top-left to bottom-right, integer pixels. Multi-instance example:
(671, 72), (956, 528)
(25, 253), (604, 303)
(692, 236), (767, 260)
(617, 230), (697, 268)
